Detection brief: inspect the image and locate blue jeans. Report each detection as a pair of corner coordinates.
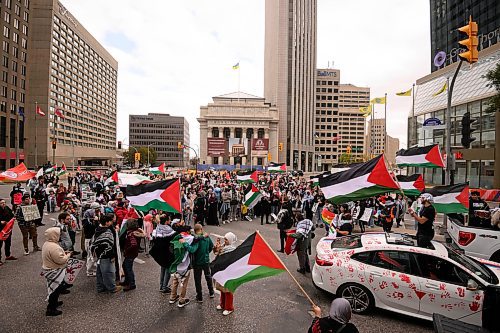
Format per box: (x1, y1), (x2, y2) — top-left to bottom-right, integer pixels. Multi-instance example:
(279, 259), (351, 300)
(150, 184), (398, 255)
(160, 266), (171, 291)
(123, 257), (136, 288)
(96, 258), (116, 292)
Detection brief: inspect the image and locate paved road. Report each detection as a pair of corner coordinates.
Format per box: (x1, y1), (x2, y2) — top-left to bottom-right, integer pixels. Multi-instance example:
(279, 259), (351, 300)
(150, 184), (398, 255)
(0, 184), (433, 333)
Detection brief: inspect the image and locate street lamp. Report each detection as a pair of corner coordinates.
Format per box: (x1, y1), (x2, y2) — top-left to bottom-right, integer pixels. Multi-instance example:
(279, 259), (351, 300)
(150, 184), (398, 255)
(147, 143), (153, 167)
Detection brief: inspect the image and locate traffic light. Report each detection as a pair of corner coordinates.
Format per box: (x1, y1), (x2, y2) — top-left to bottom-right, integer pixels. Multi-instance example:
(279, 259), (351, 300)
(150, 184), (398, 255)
(52, 140), (57, 150)
(177, 141), (183, 150)
(134, 152), (141, 161)
(458, 16), (478, 64)
(346, 145), (352, 154)
(267, 152), (272, 161)
(278, 142), (283, 151)
(461, 112), (477, 148)
(117, 141), (122, 149)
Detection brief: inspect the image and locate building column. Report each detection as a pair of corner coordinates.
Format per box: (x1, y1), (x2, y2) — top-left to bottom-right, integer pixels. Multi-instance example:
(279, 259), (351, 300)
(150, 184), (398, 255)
(495, 113), (500, 188)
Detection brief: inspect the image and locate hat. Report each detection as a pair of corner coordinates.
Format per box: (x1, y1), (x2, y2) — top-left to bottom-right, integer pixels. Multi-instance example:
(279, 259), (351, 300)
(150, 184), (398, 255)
(90, 202), (100, 209)
(171, 218), (181, 226)
(420, 193), (434, 203)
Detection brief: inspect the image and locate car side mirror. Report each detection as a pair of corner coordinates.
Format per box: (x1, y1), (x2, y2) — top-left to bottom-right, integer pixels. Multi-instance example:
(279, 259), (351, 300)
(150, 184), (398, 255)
(467, 279), (479, 291)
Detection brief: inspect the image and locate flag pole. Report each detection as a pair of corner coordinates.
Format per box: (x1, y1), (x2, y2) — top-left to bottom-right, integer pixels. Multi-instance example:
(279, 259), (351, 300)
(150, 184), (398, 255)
(256, 230), (316, 307)
(411, 84), (416, 146)
(384, 93), (387, 155)
(35, 101), (38, 168)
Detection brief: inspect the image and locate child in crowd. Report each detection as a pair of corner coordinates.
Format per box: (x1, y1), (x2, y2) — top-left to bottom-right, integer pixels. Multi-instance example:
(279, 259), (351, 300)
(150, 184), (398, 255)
(122, 219), (145, 291)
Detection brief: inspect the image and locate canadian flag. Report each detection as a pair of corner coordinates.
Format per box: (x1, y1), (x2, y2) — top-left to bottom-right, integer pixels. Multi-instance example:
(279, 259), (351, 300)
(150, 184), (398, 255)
(55, 107), (64, 118)
(36, 106), (45, 116)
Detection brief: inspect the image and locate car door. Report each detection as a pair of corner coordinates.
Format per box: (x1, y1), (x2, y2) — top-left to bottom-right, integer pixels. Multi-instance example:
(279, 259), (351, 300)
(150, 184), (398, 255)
(412, 253), (484, 326)
(365, 250), (421, 315)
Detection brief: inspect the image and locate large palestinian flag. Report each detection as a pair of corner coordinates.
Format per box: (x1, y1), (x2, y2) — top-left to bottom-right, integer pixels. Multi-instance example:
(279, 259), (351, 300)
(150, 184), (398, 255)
(319, 155), (400, 204)
(105, 172), (151, 187)
(149, 163), (166, 175)
(126, 179), (181, 213)
(396, 174), (425, 196)
(310, 171), (330, 187)
(210, 232), (285, 293)
(395, 144), (445, 168)
(268, 162), (286, 173)
(244, 184), (262, 209)
(425, 182), (469, 214)
(237, 170), (258, 184)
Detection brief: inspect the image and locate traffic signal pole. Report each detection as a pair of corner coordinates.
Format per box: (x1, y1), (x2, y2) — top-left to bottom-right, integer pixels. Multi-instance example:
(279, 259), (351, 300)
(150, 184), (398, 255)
(445, 59), (463, 186)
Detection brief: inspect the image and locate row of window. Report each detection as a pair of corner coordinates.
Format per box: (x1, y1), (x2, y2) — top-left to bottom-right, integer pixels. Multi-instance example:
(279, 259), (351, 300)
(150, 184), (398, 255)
(0, 115), (24, 148)
(316, 80), (339, 86)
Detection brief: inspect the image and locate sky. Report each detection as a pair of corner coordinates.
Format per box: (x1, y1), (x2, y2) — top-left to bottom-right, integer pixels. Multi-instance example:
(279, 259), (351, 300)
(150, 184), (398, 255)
(63, 0), (431, 151)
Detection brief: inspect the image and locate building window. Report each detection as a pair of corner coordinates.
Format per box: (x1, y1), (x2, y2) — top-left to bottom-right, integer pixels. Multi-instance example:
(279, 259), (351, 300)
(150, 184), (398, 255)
(0, 117), (6, 147)
(246, 128), (254, 139)
(212, 156), (219, 164)
(235, 128), (242, 138)
(10, 118), (15, 148)
(18, 119), (23, 148)
(211, 127), (219, 138)
(223, 127), (230, 139)
(257, 157), (263, 166)
(257, 128), (265, 139)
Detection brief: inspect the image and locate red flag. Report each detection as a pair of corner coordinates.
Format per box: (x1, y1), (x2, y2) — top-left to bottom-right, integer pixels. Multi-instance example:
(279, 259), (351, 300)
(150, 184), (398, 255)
(55, 107), (64, 118)
(36, 106), (45, 116)
(284, 229), (297, 255)
(111, 171), (119, 183)
(225, 172), (230, 181)
(0, 218), (15, 241)
(158, 163), (165, 173)
(77, 166), (81, 171)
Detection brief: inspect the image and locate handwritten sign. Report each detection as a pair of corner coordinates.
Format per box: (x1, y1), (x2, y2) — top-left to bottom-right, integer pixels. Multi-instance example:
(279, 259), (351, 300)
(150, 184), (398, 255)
(21, 205), (40, 221)
(359, 208), (373, 222)
(64, 258), (85, 284)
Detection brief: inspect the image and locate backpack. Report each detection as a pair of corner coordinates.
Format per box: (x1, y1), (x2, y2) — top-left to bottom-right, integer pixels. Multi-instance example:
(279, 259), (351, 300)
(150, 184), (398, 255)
(276, 209), (292, 230)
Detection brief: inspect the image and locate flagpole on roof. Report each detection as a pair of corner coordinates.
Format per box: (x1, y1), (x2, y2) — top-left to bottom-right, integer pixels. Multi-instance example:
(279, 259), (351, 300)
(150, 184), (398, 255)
(255, 230), (316, 307)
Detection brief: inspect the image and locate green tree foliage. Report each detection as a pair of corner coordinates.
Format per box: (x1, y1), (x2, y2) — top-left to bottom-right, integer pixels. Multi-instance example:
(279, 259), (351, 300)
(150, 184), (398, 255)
(122, 147), (157, 166)
(484, 62), (500, 113)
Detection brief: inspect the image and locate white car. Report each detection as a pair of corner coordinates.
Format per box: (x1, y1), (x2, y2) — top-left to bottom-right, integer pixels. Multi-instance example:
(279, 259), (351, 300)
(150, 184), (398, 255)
(312, 233), (500, 326)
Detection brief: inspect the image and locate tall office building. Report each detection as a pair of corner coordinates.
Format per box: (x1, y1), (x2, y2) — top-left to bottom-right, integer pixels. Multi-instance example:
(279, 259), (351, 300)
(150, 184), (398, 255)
(430, 0), (500, 71)
(264, 0), (317, 172)
(365, 118), (400, 166)
(129, 113), (189, 168)
(25, 0), (118, 168)
(0, 0), (30, 169)
(314, 68), (369, 171)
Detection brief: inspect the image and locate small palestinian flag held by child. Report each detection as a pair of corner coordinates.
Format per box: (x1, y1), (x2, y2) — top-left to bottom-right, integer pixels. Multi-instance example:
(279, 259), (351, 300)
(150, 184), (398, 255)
(319, 155), (400, 204)
(126, 179), (181, 213)
(268, 162), (286, 173)
(395, 144), (445, 168)
(237, 170), (258, 184)
(284, 229), (297, 255)
(210, 232), (286, 293)
(425, 182), (469, 214)
(396, 174), (425, 196)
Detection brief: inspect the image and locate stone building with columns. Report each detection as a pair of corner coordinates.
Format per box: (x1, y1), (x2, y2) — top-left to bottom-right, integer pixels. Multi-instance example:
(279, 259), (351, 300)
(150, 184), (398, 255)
(198, 92), (279, 167)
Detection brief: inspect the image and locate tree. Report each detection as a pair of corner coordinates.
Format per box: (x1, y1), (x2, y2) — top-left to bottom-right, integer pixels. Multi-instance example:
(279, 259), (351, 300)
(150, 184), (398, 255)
(121, 147), (157, 166)
(338, 153), (353, 164)
(189, 157), (198, 167)
(484, 62), (500, 113)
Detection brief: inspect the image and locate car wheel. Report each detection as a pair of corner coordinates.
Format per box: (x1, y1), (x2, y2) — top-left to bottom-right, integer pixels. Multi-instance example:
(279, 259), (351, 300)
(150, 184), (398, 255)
(337, 283), (374, 314)
(490, 250), (500, 263)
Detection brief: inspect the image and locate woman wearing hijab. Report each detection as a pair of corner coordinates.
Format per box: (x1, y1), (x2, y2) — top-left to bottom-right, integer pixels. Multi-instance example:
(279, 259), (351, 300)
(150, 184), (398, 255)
(213, 232), (238, 316)
(309, 298), (359, 333)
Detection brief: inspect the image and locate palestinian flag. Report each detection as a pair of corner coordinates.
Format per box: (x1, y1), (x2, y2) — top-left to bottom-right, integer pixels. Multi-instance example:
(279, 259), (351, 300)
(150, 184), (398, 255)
(425, 182), (469, 214)
(284, 229), (297, 255)
(396, 174), (425, 196)
(57, 163), (67, 176)
(396, 144), (444, 168)
(105, 172), (150, 186)
(268, 162), (286, 173)
(319, 155), (400, 204)
(126, 179), (181, 213)
(0, 218), (14, 241)
(149, 163), (166, 175)
(310, 172), (330, 187)
(244, 184), (262, 209)
(237, 170), (258, 184)
(210, 232), (285, 293)
(45, 164), (57, 174)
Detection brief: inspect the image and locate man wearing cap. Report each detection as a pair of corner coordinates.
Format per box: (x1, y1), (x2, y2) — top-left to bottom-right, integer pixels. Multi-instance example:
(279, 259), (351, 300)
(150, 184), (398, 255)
(469, 190), (490, 228)
(409, 193), (436, 248)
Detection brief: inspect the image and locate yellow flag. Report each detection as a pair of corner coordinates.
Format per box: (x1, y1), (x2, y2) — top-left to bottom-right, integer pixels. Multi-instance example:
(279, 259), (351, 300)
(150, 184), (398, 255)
(433, 81), (447, 96)
(370, 96), (386, 104)
(396, 88), (412, 96)
(359, 104), (372, 117)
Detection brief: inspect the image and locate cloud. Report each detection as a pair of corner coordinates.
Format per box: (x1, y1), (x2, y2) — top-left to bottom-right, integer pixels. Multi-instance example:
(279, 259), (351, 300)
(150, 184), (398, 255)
(62, 0), (429, 151)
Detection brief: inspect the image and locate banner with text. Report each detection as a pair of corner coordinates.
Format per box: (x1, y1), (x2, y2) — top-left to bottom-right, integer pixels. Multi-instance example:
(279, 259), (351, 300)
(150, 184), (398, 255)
(251, 138), (269, 157)
(207, 138), (226, 157)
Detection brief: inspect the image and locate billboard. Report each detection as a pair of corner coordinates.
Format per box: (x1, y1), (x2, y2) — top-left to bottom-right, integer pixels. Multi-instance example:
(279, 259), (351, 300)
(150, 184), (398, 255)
(207, 138), (226, 156)
(228, 138), (248, 157)
(251, 138), (269, 157)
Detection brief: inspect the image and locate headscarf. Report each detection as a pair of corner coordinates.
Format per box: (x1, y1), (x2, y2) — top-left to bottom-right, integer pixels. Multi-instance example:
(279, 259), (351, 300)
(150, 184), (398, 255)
(329, 298), (352, 325)
(221, 232), (238, 254)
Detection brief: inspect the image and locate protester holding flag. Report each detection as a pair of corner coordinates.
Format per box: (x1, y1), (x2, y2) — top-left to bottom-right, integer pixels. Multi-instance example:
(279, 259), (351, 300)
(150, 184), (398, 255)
(9, 183), (23, 212)
(309, 298), (359, 333)
(169, 219), (194, 307)
(290, 213), (314, 274)
(150, 214), (176, 293)
(16, 193), (40, 255)
(41, 227), (72, 316)
(212, 232), (238, 316)
(33, 177), (47, 227)
(409, 193), (436, 248)
(276, 197), (293, 253)
(122, 219), (145, 291)
(0, 199), (16, 264)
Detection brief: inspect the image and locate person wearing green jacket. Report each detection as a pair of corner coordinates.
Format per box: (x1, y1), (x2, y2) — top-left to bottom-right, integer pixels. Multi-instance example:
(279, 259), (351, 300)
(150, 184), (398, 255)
(183, 223), (215, 303)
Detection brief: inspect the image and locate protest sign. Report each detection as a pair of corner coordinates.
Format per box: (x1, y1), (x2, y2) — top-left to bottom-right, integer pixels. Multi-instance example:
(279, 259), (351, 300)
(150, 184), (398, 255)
(21, 205), (40, 221)
(64, 258), (85, 284)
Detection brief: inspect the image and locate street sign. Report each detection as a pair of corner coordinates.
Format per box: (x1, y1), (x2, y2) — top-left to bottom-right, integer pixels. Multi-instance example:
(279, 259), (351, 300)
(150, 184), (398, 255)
(423, 117), (446, 131)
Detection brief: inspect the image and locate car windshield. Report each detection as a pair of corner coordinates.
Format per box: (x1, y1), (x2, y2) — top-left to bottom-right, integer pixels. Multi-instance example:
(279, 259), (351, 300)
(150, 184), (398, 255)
(447, 248), (498, 284)
(330, 235), (362, 250)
